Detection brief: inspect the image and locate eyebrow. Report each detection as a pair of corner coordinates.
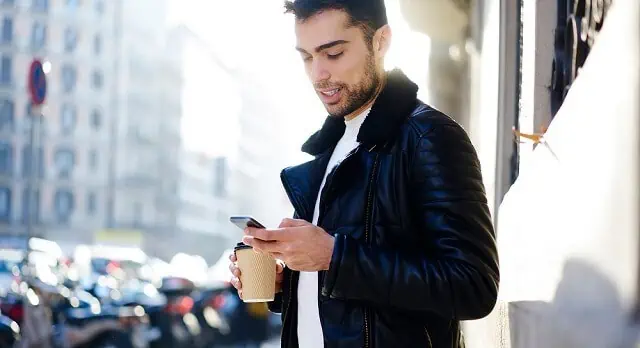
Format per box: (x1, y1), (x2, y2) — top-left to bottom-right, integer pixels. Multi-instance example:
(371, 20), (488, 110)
(296, 40), (350, 54)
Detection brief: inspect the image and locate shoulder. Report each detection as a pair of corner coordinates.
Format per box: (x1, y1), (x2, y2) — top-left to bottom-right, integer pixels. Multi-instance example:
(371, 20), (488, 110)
(397, 102), (479, 170)
(404, 101), (468, 139)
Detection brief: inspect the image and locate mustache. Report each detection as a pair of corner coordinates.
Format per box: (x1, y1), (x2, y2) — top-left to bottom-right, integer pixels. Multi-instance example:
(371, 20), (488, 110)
(314, 81), (345, 90)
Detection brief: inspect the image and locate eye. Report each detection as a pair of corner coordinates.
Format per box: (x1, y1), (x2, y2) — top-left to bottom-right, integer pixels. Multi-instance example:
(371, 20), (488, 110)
(300, 53), (312, 62)
(327, 52), (344, 60)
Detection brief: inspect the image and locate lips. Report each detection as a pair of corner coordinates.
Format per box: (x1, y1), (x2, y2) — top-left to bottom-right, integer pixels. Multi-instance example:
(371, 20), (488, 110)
(320, 88), (339, 96)
(317, 87), (342, 104)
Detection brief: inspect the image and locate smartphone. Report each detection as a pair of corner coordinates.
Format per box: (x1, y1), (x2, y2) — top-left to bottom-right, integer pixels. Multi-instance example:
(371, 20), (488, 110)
(229, 216), (266, 230)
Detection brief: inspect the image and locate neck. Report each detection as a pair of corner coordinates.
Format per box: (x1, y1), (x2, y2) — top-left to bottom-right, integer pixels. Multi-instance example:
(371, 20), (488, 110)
(344, 73), (387, 121)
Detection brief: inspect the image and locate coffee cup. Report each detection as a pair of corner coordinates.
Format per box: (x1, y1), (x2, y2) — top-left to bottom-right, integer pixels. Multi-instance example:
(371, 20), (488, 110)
(234, 242), (277, 303)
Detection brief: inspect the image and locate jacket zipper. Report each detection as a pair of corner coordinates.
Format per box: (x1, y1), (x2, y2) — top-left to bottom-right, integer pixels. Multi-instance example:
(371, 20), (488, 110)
(280, 174), (306, 348)
(425, 326), (433, 348)
(363, 153), (380, 348)
(282, 271), (294, 346)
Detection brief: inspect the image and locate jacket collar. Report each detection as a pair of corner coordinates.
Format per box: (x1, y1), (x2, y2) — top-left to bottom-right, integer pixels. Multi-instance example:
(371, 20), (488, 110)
(301, 68), (419, 156)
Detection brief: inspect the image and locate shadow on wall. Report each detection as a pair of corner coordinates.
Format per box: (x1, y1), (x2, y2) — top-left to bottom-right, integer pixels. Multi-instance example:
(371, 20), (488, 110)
(507, 258), (639, 348)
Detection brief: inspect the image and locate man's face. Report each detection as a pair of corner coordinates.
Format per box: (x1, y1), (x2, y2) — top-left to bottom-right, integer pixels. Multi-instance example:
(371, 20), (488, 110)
(295, 10), (381, 118)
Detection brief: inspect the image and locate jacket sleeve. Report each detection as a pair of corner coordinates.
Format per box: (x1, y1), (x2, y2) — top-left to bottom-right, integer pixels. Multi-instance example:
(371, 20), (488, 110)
(321, 121), (499, 320)
(267, 292), (283, 314)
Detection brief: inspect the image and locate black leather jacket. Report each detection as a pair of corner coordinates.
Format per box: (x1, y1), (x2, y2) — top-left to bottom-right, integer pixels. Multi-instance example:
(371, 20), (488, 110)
(271, 69), (499, 348)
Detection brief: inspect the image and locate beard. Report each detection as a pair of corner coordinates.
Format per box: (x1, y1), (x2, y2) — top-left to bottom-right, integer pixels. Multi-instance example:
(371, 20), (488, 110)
(315, 52), (381, 118)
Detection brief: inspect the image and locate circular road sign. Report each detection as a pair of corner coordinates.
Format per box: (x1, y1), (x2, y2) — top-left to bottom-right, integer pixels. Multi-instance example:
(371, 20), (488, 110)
(28, 59), (47, 106)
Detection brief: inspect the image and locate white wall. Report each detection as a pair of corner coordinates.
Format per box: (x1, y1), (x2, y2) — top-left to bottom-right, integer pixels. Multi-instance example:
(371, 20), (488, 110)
(465, 1), (640, 347)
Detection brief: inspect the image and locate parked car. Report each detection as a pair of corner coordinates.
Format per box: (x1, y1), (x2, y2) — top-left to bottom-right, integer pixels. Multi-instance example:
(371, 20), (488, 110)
(0, 311), (19, 347)
(197, 250), (279, 347)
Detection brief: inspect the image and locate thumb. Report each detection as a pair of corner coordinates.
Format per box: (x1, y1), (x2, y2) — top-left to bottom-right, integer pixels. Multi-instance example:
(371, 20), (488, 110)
(279, 218), (309, 228)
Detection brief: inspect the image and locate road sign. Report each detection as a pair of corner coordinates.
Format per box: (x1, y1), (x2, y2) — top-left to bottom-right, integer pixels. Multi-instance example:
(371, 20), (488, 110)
(27, 59), (47, 106)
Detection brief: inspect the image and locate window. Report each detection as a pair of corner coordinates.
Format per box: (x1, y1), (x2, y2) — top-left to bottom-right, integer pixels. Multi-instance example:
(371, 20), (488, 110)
(25, 102), (32, 118)
(54, 148), (75, 178)
(0, 99), (13, 132)
(0, 187), (10, 221)
(86, 192), (96, 214)
(22, 145), (44, 178)
(1, 17), (12, 44)
(60, 104), (76, 134)
(61, 64), (76, 93)
(64, 27), (78, 53)
(89, 149), (98, 170)
(0, 142), (12, 175)
(91, 70), (103, 89)
(0, 55), (11, 85)
(65, 0), (79, 9)
(21, 188), (40, 224)
(32, 0), (48, 11)
(94, 0), (104, 14)
(93, 34), (102, 55)
(30, 22), (46, 50)
(90, 109), (102, 130)
(54, 189), (74, 223)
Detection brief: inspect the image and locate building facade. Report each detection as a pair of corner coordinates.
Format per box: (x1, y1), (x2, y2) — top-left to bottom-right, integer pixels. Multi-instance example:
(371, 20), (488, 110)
(175, 151), (231, 262)
(0, 0), (183, 255)
(0, 0), (115, 244)
(231, 72), (297, 230)
(107, 0), (183, 256)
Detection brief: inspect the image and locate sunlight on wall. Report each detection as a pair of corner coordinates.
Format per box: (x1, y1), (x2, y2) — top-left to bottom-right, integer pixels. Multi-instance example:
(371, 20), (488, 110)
(384, 0), (432, 103)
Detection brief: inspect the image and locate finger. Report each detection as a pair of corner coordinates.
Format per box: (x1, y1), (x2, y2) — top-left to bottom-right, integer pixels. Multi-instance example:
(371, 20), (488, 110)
(238, 290), (243, 300)
(243, 236), (283, 253)
(229, 253), (237, 262)
(244, 227), (282, 241)
(279, 218), (309, 228)
(231, 267), (241, 278)
(231, 277), (242, 290)
(276, 261), (284, 274)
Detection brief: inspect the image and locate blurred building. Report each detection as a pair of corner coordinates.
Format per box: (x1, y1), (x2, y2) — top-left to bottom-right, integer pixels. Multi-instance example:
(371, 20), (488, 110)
(166, 25), (241, 261)
(231, 73), (296, 230)
(0, 0), (115, 243)
(0, 0), (183, 254)
(108, 0), (183, 256)
(175, 151), (231, 263)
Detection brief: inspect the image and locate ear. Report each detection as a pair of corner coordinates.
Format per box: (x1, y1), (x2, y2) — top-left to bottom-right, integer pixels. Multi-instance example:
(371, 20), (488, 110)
(373, 25), (392, 58)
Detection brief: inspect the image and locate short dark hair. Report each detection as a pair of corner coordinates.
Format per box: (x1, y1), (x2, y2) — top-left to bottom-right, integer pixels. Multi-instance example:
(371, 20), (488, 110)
(284, 0), (388, 46)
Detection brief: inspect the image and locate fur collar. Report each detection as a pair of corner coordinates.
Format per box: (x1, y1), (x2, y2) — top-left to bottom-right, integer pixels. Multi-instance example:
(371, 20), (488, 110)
(301, 68), (419, 155)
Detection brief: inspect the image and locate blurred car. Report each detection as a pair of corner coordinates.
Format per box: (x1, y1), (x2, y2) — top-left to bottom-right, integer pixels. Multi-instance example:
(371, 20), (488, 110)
(101, 276), (198, 348)
(0, 312), (19, 347)
(195, 281), (274, 347)
(190, 250), (279, 347)
(0, 251), (23, 292)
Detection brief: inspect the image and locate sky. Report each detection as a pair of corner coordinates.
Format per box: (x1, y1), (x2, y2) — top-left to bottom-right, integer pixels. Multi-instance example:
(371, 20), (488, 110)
(167, 0), (431, 161)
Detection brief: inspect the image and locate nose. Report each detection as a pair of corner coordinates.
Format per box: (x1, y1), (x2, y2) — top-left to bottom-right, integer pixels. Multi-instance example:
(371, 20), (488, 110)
(309, 59), (330, 84)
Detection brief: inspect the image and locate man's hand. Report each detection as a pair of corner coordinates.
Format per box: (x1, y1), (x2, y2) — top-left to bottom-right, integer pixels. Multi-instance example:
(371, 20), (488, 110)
(242, 218), (335, 272)
(229, 253), (285, 300)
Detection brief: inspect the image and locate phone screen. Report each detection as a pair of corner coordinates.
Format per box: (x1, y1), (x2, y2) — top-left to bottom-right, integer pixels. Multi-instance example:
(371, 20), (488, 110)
(229, 216), (266, 230)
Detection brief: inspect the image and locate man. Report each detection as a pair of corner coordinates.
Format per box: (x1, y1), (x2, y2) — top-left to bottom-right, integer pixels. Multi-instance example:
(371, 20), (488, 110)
(229, 0), (499, 347)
